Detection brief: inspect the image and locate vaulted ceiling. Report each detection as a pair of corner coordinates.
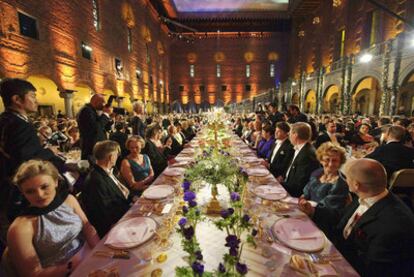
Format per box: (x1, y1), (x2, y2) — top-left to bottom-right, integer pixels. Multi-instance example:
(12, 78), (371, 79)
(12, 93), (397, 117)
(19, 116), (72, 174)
(149, 0), (322, 33)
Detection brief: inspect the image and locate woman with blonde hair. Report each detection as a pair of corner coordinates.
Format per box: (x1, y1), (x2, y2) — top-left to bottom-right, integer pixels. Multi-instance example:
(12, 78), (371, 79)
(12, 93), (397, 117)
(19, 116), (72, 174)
(300, 142), (349, 209)
(6, 160), (99, 276)
(120, 136), (154, 195)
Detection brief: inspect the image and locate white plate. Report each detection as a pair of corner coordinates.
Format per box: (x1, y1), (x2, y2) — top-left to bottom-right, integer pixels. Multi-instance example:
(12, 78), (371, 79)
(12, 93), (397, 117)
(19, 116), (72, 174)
(143, 184), (174, 199)
(246, 167), (269, 177)
(170, 160), (190, 168)
(105, 217), (157, 249)
(163, 167), (185, 177)
(175, 156), (193, 162)
(272, 218), (325, 252)
(254, 185), (287, 200)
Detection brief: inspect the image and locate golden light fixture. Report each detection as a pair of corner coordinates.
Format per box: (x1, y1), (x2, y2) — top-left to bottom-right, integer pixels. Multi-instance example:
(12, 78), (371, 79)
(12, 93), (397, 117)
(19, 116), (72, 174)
(298, 30), (305, 37)
(214, 52), (225, 63)
(333, 0), (342, 7)
(244, 51), (254, 63)
(187, 52), (197, 63)
(313, 17), (320, 25)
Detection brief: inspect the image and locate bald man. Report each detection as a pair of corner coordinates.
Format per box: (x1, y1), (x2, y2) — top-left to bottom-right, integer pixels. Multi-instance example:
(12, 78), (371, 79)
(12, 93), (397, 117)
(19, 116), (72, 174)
(77, 94), (113, 160)
(299, 158), (414, 276)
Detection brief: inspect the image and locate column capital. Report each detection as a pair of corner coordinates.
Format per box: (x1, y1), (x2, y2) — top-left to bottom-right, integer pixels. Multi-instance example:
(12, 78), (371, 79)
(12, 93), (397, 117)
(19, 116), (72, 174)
(58, 89), (76, 99)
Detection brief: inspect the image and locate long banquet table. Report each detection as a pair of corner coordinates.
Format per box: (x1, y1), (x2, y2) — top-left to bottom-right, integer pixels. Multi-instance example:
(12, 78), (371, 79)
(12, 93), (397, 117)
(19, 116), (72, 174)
(72, 132), (359, 277)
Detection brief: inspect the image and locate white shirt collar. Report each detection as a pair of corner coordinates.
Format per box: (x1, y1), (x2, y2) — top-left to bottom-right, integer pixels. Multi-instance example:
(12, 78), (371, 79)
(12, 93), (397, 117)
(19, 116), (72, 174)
(294, 142), (306, 152)
(358, 190), (389, 207)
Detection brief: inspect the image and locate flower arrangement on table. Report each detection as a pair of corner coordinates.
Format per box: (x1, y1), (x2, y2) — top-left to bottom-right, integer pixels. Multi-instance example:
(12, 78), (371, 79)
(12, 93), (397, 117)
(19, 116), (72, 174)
(176, 180), (213, 277)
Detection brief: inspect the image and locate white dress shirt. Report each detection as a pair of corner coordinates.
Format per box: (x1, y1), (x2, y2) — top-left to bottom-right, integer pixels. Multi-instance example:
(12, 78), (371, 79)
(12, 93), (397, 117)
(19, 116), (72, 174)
(270, 138), (287, 163)
(343, 190), (389, 239)
(101, 166), (130, 199)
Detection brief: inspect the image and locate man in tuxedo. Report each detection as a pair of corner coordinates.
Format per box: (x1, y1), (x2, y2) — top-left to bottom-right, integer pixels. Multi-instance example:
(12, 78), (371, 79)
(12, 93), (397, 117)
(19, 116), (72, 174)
(77, 94), (112, 160)
(81, 140), (132, 238)
(267, 102), (284, 127)
(314, 120), (343, 149)
(287, 105), (308, 123)
(366, 125), (414, 178)
(283, 122), (320, 197)
(299, 159), (414, 277)
(262, 122), (294, 181)
(0, 79), (65, 221)
(130, 102), (146, 137)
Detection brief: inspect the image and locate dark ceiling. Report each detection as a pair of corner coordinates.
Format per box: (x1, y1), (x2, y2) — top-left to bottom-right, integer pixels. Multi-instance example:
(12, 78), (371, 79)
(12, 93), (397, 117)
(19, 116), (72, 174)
(149, 0), (322, 33)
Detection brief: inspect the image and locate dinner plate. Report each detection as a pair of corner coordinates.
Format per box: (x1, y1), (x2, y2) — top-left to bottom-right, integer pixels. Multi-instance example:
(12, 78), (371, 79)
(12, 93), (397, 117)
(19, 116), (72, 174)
(175, 156), (193, 162)
(272, 218), (325, 252)
(143, 184), (174, 199)
(163, 167), (185, 177)
(246, 167), (269, 177)
(170, 160), (190, 168)
(253, 185), (287, 200)
(105, 217), (157, 249)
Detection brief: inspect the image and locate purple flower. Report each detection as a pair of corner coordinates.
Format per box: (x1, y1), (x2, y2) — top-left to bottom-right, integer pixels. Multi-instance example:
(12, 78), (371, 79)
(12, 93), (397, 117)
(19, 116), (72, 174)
(225, 235), (240, 249)
(192, 261), (204, 275)
(181, 181), (191, 191)
(251, 229), (258, 237)
(242, 214), (250, 223)
(229, 247), (238, 257)
(182, 206), (189, 215)
(220, 209), (229, 219)
(230, 192), (240, 202)
(195, 250), (203, 261)
(228, 208), (235, 216)
(183, 191), (196, 202)
(183, 226), (194, 240)
(218, 263), (226, 273)
(189, 200), (197, 207)
(178, 217), (187, 227)
(236, 262), (248, 275)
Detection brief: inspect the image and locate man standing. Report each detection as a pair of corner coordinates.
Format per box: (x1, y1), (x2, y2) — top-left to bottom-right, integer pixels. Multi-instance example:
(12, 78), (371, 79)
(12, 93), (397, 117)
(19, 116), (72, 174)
(77, 93), (112, 160)
(130, 102), (146, 138)
(267, 102), (284, 127)
(283, 122), (320, 197)
(0, 78), (64, 220)
(299, 159), (414, 276)
(287, 105), (308, 123)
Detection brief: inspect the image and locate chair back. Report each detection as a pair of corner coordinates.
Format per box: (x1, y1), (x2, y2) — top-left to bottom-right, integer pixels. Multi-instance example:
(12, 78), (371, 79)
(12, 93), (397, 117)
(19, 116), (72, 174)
(389, 169), (414, 190)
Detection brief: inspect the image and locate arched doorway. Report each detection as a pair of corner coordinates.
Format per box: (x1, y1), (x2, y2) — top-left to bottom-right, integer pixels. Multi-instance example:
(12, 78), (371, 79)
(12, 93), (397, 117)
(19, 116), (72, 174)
(352, 77), (382, 115)
(291, 93), (300, 106)
(397, 71), (414, 116)
(27, 75), (63, 117)
(73, 84), (93, 116)
(304, 90), (317, 114)
(323, 85), (340, 113)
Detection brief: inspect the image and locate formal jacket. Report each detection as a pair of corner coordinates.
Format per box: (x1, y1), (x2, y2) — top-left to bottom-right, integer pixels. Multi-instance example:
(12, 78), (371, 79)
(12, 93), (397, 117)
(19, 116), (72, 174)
(267, 139), (294, 178)
(77, 104), (112, 160)
(81, 165), (131, 238)
(130, 115), (146, 138)
(314, 132), (344, 149)
(268, 112), (284, 127)
(366, 141), (414, 178)
(288, 113), (308, 123)
(142, 139), (168, 177)
(164, 135), (183, 156)
(0, 110), (65, 218)
(109, 131), (129, 157)
(283, 143), (320, 197)
(314, 193), (414, 277)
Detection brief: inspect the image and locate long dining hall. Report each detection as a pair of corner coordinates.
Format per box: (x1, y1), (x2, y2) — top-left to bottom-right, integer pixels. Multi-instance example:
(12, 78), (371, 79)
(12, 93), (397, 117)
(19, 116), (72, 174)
(1, 0), (414, 276)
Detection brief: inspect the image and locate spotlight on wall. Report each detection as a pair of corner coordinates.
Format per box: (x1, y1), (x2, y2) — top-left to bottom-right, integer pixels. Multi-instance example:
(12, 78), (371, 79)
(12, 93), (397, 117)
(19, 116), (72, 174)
(292, 81), (297, 86)
(360, 53), (373, 63)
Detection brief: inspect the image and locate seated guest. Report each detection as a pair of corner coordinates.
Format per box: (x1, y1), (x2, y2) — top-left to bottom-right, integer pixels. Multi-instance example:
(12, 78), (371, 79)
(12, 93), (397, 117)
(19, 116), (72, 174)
(67, 126), (80, 149)
(299, 159), (414, 277)
(38, 125), (53, 148)
(257, 124), (275, 159)
(251, 120), (262, 149)
(242, 121), (255, 144)
(233, 117), (243, 137)
(263, 122), (294, 181)
(7, 160), (99, 276)
(314, 120), (343, 149)
(81, 140), (131, 238)
(165, 125), (184, 156)
(301, 142), (348, 209)
(181, 120), (195, 141)
(283, 122), (320, 197)
(143, 124), (169, 177)
(366, 125), (414, 178)
(120, 136), (154, 195)
(350, 123), (374, 147)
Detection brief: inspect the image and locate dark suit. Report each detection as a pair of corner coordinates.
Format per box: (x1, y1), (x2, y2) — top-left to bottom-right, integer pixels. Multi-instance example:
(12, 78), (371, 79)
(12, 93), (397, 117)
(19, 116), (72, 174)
(283, 143), (320, 197)
(267, 139), (294, 178)
(142, 140), (168, 177)
(366, 141), (414, 178)
(268, 112), (284, 127)
(164, 135), (183, 156)
(288, 112), (308, 123)
(314, 193), (414, 277)
(81, 165), (131, 238)
(314, 132), (344, 149)
(130, 115), (146, 137)
(77, 104), (112, 160)
(109, 131), (128, 157)
(0, 110), (64, 218)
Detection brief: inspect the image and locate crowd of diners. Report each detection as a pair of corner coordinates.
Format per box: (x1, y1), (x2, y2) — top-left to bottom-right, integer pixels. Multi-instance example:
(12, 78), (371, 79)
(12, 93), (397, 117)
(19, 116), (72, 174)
(0, 78), (413, 276)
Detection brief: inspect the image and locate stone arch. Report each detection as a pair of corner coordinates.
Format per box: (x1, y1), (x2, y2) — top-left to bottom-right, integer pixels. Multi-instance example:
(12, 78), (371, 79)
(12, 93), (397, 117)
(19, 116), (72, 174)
(322, 85), (340, 113)
(351, 76), (382, 115)
(397, 70), (414, 116)
(398, 62), (414, 87)
(351, 70), (382, 93)
(304, 89), (317, 114)
(27, 75), (64, 117)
